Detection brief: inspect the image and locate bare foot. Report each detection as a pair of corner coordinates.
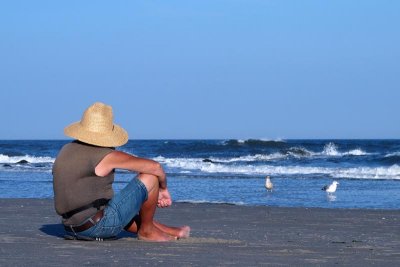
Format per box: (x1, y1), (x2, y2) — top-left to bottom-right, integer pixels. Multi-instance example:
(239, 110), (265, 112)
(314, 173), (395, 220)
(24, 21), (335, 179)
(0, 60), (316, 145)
(138, 224), (177, 242)
(154, 221), (191, 239)
(176, 225), (191, 239)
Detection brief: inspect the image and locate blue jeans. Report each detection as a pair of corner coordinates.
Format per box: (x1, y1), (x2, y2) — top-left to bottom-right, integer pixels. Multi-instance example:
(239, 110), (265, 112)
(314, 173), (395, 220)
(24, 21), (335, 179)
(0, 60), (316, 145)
(78, 176), (148, 238)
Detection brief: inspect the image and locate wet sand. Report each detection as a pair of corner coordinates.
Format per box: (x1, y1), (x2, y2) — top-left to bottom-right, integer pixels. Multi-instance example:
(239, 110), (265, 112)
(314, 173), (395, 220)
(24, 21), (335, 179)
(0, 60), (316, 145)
(0, 199), (399, 266)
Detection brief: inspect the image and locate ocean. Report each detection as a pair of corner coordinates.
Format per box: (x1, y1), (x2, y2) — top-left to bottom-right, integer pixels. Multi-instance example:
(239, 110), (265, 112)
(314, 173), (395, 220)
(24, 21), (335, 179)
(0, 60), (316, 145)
(0, 139), (399, 209)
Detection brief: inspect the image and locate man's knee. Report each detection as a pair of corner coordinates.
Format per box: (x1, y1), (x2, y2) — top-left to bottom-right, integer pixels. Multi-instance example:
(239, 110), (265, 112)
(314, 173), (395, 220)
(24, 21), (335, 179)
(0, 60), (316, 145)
(137, 173), (158, 193)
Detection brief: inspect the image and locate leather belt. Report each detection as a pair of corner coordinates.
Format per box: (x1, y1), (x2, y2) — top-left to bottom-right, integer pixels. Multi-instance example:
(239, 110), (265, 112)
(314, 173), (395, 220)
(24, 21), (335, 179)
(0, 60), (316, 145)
(64, 210), (104, 233)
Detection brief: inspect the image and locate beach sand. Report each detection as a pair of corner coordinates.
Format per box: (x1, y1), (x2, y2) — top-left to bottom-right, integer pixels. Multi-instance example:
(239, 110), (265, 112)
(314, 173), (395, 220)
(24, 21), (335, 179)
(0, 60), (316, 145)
(1, 199), (399, 266)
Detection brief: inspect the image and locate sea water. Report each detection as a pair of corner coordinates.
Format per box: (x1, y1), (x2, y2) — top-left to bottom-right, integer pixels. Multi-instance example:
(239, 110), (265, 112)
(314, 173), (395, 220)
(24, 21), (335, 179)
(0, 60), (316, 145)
(0, 139), (399, 209)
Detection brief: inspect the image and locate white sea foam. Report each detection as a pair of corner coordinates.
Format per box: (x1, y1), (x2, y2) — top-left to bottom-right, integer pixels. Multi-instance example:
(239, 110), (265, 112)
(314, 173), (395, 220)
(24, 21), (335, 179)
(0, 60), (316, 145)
(156, 144), (367, 166)
(318, 142), (368, 157)
(345, 149), (367, 156)
(155, 156), (400, 180)
(258, 138), (286, 142)
(202, 164), (400, 179)
(0, 154), (54, 164)
(322, 142), (340, 156)
(176, 200), (246, 206)
(385, 152), (400, 157)
(211, 153), (287, 162)
(222, 138), (286, 145)
(218, 141), (368, 159)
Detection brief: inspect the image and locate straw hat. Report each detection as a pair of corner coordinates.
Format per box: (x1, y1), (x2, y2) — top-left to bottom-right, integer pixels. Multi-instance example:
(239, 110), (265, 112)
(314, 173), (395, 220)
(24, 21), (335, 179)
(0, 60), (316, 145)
(64, 102), (128, 147)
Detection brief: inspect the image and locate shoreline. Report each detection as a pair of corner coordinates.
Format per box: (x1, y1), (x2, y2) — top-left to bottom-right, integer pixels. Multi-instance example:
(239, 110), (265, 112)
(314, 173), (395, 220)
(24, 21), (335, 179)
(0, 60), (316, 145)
(2, 197), (399, 211)
(1, 199), (399, 266)
(175, 200), (400, 210)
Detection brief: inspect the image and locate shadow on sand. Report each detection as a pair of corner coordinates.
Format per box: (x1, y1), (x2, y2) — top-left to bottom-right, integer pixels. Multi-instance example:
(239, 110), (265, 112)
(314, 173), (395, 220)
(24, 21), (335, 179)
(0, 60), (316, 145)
(39, 224), (137, 240)
(40, 224), (65, 238)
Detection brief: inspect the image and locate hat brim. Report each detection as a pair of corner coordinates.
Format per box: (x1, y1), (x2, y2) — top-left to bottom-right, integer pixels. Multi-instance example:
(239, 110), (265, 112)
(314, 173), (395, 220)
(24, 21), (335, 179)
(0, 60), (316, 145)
(64, 122), (128, 147)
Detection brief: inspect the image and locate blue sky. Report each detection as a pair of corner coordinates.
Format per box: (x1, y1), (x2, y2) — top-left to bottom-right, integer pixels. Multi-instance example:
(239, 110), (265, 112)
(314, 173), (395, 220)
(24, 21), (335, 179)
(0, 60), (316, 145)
(0, 1), (399, 139)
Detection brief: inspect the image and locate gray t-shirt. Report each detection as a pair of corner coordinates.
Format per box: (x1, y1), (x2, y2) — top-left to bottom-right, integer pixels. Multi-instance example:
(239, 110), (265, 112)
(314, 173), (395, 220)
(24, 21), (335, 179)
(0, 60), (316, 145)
(52, 141), (114, 225)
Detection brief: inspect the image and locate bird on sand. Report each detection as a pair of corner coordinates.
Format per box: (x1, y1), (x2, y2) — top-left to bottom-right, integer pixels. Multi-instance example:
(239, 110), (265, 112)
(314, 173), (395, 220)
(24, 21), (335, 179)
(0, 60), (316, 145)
(265, 176), (273, 191)
(322, 181), (339, 193)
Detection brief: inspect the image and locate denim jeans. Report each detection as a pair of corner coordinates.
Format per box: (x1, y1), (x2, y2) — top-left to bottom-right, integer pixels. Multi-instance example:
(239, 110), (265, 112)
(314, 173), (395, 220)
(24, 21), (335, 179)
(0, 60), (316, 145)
(77, 176), (148, 238)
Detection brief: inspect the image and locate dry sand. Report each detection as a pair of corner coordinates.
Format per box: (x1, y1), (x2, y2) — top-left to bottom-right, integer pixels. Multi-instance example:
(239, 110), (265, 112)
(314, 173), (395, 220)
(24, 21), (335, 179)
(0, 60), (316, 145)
(1, 199), (399, 266)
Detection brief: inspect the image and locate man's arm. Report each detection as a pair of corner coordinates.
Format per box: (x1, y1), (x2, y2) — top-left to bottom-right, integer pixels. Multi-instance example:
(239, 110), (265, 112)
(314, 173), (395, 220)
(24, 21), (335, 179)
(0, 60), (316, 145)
(95, 151), (167, 189)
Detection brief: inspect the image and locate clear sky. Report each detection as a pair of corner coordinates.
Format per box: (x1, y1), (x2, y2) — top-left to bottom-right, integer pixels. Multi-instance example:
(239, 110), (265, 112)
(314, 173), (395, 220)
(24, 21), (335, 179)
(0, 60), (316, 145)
(0, 1), (399, 139)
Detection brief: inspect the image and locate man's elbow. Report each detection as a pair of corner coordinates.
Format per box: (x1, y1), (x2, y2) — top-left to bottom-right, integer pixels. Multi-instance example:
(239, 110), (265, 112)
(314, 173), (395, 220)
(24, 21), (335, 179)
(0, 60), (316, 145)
(152, 162), (164, 176)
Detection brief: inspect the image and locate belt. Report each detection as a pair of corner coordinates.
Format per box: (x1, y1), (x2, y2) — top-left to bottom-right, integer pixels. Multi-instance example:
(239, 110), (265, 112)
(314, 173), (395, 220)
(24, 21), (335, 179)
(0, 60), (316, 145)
(64, 209), (104, 233)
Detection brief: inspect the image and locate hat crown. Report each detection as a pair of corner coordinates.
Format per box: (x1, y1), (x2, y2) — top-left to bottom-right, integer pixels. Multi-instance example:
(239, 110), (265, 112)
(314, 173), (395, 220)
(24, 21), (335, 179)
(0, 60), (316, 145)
(80, 102), (114, 133)
(64, 102), (128, 147)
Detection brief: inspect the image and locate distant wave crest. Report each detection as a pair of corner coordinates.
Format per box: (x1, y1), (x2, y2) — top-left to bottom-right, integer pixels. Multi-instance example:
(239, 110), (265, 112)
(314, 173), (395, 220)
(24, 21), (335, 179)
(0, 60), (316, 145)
(0, 154), (55, 164)
(223, 139), (286, 147)
(382, 152), (400, 165)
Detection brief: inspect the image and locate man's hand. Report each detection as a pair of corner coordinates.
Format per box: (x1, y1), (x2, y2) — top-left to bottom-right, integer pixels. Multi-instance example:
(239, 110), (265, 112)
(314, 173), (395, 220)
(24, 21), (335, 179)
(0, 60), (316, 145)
(157, 188), (172, 208)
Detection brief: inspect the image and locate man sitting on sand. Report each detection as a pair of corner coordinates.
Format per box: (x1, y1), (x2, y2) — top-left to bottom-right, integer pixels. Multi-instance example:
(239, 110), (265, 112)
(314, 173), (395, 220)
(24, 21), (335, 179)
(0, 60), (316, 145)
(52, 102), (190, 241)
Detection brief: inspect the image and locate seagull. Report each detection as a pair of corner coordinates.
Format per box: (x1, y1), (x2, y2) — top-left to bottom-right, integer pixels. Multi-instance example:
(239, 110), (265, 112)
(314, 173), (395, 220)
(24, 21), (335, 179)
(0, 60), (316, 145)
(265, 176), (273, 191)
(322, 181), (339, 193)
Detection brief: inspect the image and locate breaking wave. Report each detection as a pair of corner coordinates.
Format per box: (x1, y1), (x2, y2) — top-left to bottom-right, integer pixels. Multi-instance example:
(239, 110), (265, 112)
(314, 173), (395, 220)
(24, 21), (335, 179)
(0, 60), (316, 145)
(155, 156), (400, 179)
(320, 142), (368, 157)
(0, 154), (54, 164)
